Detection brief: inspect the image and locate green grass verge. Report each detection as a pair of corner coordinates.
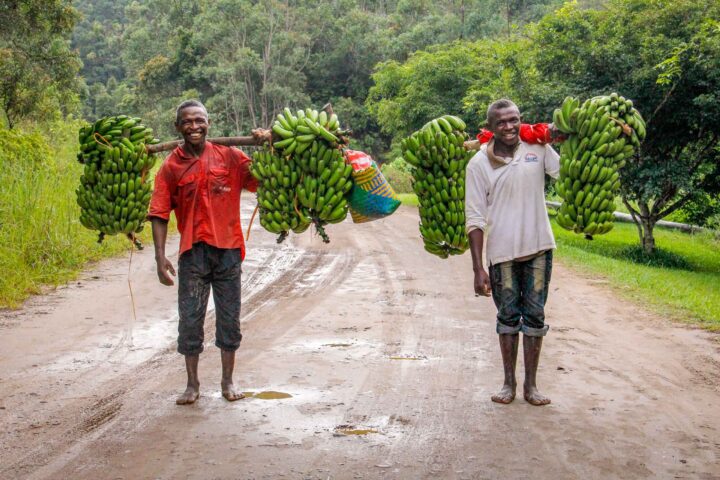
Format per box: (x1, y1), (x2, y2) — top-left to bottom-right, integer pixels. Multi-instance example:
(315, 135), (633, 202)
(0, 120), (155, 308)
(396, 193), (420, 206)
(381, 162), (413, 194)
(551, 216), (720, 330)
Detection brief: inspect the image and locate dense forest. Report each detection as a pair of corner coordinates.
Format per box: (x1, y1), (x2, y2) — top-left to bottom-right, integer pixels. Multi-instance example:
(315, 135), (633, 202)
(68, 0), (564, 153)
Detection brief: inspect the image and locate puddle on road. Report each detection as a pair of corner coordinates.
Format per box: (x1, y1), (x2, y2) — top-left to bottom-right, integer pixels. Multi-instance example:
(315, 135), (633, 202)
(389, 354), (428, 361)
(334, 425), (379, 436)
(280, 338), (376, 353)
(244, 391), (293, 400)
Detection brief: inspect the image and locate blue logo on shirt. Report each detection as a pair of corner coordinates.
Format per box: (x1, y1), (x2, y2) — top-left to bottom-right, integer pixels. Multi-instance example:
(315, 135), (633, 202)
(525, 153), (539, 163)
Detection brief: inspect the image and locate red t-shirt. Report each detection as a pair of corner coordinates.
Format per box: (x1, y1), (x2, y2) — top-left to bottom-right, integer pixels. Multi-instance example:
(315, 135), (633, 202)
(477, 123), (556, 144)
(148, 142), (258, 259)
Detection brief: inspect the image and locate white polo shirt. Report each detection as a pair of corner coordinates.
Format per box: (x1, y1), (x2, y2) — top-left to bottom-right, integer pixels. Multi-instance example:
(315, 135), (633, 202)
(465, 140), (560, 266)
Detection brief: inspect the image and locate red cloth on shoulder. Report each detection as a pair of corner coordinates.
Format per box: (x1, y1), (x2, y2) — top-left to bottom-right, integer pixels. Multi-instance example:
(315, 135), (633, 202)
(477, 123), (554, 144)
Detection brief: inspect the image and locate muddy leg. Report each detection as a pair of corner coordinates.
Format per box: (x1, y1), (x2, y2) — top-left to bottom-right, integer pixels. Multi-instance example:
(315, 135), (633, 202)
(221, 349), (244, 401)
(491, 334), (518, 404)
(176, 354), (200, 405)
(523, 336), (551, 406)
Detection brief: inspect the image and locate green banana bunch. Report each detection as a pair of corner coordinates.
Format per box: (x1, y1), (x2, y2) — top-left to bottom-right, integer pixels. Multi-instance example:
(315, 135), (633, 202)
(271, 107), (344, 155)
(77, 115), (159, 165)
(253, 108), (352, 243)
(75, 115), (160, 248)
(251, 149), (310, 241)
(401, 115), (473, 258)
(552, 93), (647, 237)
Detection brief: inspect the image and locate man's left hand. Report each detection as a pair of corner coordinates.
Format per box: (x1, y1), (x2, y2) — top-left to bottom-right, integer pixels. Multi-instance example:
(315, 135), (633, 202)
(474, 269), (492, 297)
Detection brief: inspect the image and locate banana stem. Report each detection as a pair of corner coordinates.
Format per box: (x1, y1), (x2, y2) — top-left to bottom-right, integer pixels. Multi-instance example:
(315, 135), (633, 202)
(313, 219), (330, 243)
(127, 233), (144, 250)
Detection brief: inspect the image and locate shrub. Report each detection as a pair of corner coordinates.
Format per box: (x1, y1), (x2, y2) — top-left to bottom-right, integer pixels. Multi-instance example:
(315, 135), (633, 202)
(381, 157), (413, 194)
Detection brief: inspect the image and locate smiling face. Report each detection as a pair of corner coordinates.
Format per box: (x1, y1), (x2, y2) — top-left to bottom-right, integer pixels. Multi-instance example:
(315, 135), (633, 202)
(175, 106), (209, 147)
(488, 105), (521, 149)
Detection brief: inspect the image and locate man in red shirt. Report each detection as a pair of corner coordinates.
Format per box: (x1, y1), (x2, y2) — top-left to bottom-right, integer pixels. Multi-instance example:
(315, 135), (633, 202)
(148, 100), (263, 405)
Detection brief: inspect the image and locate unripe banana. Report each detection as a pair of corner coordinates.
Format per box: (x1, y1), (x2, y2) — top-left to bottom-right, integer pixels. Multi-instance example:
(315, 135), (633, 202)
(259, 107), (351, 243)
(403, 116), (473, 258)
(76, 115), (159, 247)
(555, 93), (646, 238)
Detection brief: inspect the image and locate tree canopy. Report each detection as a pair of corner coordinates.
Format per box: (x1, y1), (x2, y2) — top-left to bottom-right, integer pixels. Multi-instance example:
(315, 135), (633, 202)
(367, 0), (720, 249)
(533, 0), (720, 250)
(0, 0), (82, 127)
(62, 0), (561, 143)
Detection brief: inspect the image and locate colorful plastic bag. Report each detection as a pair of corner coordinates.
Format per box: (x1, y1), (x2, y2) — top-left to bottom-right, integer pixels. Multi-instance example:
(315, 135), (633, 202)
(344, 150), (401, 223)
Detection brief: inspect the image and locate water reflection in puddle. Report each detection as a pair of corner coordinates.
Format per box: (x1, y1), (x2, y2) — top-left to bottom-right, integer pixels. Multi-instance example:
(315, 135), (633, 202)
(334, 425), (379, 436)
(389, 354), (428, 361)
(244, 391), (293, 400)
(279, 339), (376, 353)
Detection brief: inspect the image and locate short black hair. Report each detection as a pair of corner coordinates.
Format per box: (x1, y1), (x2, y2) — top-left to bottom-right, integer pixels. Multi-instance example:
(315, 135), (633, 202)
(175, 99), (207, 125)
(486, 99), (519, 126)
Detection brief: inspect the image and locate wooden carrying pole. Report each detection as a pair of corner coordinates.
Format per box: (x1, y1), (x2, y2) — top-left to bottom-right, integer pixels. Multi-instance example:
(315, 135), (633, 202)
(146, 135), (264, 154)
(145, 104), (337, 155)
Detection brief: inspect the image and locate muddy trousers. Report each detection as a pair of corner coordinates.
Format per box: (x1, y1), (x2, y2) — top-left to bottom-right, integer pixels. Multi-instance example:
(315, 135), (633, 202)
(177, 242), (242, 355)
(489, 250), (553, 337)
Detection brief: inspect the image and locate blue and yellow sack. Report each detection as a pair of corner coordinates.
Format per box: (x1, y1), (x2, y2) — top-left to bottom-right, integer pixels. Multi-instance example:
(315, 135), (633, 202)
(344, 150), (401, 223)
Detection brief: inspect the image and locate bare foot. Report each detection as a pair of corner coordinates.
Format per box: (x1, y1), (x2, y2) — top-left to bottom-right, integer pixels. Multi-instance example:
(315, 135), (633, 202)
(176, 386), (199, 405)
(491, 384), (516, 404)
(523, 384), (551, 406)
(221, 382), (245, 402)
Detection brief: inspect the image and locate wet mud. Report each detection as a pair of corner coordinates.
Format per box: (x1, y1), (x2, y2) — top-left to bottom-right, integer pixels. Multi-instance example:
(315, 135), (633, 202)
(1, 198), (719, 479)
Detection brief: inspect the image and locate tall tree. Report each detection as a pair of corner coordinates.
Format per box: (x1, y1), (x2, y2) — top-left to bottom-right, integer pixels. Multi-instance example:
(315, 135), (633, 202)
(533, 0), (720, 253)
(192, 0), (314, 135)
(0, 0), (82, 127)
(366, 37), (554, 139)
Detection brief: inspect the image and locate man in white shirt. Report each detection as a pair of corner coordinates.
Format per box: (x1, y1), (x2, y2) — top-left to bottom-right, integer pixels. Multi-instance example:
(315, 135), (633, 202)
(465, 99), (560, 406)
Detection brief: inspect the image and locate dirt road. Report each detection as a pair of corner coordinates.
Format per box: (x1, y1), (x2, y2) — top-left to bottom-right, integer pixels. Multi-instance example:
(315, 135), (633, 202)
(1, 197), (719, 479)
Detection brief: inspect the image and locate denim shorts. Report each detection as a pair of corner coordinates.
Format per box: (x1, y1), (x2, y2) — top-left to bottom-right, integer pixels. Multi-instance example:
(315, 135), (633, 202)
(177, 242), (242, 355)
(488, 250), (553, 337)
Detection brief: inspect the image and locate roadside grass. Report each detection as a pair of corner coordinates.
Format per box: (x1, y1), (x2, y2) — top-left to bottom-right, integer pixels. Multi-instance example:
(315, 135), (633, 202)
(397, 193), (419, 206)
(0, 120), (155, 308)
(381, 161), (413, 194)
(550, 217), (720, 330)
